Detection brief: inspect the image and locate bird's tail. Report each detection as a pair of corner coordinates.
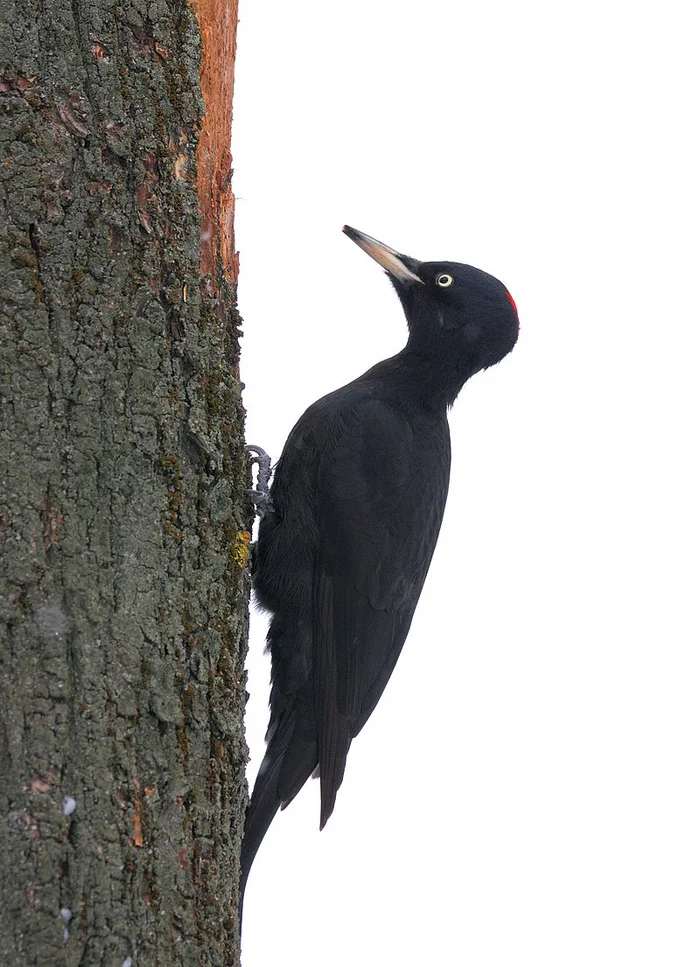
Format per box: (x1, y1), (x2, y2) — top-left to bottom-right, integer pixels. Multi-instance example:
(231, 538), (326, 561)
(239, 737), (288, 919)
(239, 713), (318, 928)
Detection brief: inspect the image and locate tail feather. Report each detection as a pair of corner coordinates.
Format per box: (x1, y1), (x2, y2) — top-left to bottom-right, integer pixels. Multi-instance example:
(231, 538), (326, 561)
(240, 747), (285, 918)
(239, 718), (317, 925)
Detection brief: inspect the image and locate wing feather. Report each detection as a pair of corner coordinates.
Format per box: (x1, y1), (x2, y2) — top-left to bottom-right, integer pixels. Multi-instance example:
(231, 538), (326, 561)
(313, 399), (449, 826)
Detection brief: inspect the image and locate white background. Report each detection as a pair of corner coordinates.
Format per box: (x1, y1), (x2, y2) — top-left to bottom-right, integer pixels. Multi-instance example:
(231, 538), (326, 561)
(232, 1), (700, 964)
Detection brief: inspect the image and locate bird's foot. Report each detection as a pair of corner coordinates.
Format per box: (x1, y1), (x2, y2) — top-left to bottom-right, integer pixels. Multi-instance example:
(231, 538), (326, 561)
(246, 444), (274, 518)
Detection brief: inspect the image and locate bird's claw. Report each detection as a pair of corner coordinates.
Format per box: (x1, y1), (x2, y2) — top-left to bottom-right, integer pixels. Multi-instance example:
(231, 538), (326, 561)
(246, 488), (274, 515)
(246, 444), (274, 518)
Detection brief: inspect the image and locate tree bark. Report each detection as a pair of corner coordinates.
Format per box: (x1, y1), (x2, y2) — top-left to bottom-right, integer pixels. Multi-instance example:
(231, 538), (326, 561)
(0, 2), (247, 964)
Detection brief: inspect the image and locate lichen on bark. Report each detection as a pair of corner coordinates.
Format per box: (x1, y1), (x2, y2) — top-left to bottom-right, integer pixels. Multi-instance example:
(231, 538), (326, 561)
(0, 2), (248, 965)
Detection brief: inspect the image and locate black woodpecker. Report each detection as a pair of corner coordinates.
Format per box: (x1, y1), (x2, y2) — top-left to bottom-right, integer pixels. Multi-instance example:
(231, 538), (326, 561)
(240, 225), (519, 915)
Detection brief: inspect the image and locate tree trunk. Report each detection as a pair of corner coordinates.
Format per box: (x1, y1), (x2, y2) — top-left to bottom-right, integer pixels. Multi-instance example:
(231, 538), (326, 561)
(0, 1), (248, 964)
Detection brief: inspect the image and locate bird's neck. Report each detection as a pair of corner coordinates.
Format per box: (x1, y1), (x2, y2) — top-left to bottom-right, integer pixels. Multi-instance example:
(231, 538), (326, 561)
(367, 342), (478, 411)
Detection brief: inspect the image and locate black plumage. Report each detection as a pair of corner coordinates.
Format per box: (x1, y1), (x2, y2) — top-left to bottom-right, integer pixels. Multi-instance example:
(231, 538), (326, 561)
(240, 226), (519, 911)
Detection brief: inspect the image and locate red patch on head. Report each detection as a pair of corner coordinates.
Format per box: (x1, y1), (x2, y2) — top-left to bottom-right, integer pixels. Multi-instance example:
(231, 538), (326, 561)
(506, 291), (518, 314)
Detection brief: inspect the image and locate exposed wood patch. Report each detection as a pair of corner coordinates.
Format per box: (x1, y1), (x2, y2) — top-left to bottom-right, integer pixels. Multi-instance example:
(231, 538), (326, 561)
(191, 0), (239, 283)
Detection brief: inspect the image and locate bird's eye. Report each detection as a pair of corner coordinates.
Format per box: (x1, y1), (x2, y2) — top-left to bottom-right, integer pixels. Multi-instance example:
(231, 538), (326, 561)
(436, 273), (453, 287)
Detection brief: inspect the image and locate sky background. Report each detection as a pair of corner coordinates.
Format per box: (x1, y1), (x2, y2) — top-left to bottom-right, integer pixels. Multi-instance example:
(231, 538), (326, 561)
(231, 2), (699, 963)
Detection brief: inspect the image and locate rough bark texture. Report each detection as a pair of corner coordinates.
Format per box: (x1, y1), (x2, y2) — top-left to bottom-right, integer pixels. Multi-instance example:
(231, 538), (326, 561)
(0, 2), (248, 965)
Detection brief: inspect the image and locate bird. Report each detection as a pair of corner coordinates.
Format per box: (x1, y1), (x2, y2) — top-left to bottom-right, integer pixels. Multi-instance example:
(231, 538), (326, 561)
(240, 225), (519, 914)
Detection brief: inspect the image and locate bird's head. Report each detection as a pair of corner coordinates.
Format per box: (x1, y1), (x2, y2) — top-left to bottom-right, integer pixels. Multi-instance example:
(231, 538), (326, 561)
(343, 225), (519, 398)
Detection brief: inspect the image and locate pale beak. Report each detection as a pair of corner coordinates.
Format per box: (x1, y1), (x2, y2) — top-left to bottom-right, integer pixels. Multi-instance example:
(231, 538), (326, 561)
(342, 225), (424, 284)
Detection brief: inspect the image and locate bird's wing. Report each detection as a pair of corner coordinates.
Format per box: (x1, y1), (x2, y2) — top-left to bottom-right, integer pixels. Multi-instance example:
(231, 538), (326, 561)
(312, 399), (449, 827)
